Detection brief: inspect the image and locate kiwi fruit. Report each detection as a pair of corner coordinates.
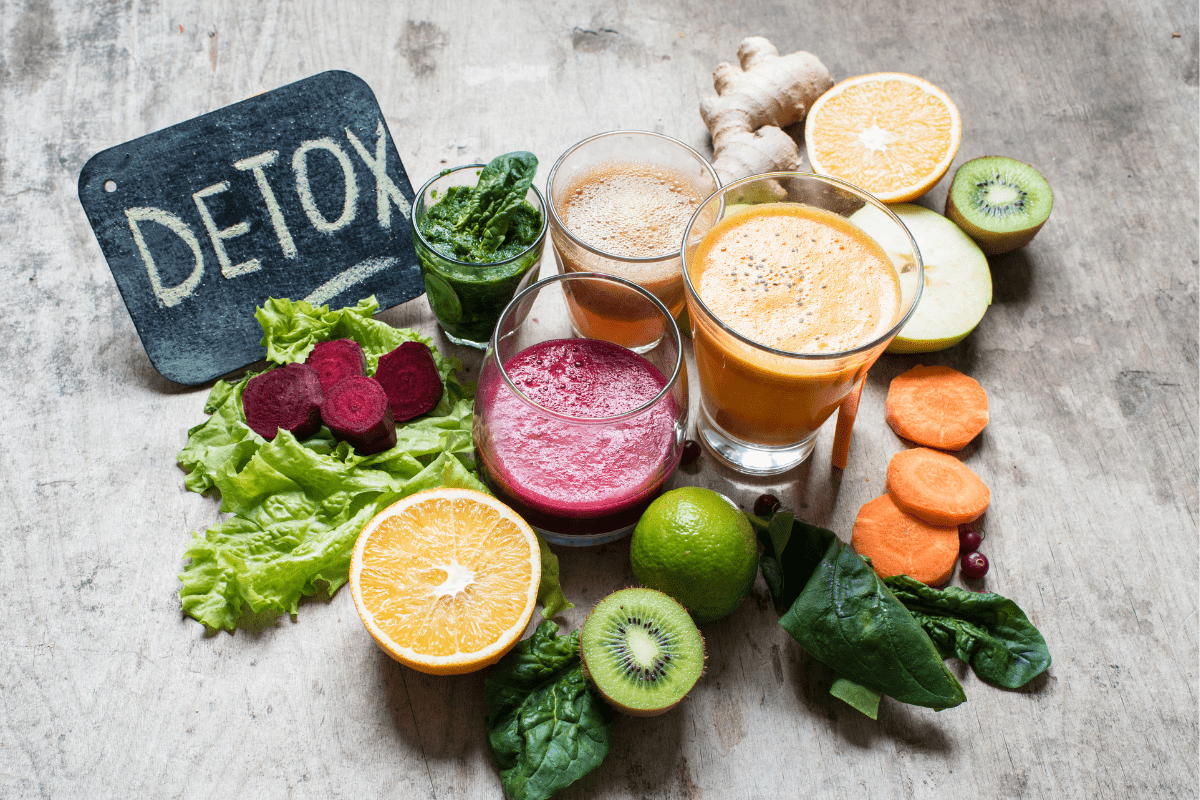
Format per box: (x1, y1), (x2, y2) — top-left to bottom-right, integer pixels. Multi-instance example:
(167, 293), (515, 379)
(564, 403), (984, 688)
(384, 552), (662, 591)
(579, 588), (705, 716)
(945, 156), (1053, 255)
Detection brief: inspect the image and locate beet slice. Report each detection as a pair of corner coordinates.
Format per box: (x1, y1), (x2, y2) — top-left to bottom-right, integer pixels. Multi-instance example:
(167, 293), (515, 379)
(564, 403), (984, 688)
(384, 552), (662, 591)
(322, 376), (397, 454)
(242, 362), (324, 441)
(304, 338), (367, 394)
(374, 341), (444, 423)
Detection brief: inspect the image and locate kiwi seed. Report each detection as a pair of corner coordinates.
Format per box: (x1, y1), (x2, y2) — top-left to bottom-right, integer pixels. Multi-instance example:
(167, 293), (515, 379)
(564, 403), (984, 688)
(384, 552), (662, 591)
(579, 588), (705, 717)
(945, 156), (1053, 255)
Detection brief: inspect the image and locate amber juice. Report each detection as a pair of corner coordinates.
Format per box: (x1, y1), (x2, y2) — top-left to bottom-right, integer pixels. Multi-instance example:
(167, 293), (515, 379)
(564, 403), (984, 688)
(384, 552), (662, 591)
(686, 203), (901, 447)
(547, 141), (717, 349)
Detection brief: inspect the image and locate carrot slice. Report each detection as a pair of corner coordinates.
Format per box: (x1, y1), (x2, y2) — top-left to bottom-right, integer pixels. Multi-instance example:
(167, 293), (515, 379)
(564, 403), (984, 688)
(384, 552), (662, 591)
(885, 365), (988, 451)
(886, 447), (990, 526)
(850, 494), (959, 585)
(830, 380), (864, 470)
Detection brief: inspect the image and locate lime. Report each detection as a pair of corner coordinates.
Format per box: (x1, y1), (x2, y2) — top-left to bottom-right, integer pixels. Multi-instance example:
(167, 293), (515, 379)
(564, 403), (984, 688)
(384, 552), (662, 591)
(630, 487), (759, 623)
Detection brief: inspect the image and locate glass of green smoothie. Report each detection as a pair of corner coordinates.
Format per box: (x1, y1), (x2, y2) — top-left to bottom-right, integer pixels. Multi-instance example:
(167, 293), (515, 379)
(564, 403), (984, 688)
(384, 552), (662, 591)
(412, 152), (548, 348)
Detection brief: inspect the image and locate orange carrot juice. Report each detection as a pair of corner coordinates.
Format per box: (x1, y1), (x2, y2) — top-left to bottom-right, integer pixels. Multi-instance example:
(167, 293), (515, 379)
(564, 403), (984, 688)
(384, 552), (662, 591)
(686, 203), (901, 448)
(553, 161), (705, 346)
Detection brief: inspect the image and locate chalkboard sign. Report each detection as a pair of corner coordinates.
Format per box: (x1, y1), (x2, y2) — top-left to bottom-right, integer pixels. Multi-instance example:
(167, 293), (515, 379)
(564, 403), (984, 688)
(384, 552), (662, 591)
(78, 71), (425, 386)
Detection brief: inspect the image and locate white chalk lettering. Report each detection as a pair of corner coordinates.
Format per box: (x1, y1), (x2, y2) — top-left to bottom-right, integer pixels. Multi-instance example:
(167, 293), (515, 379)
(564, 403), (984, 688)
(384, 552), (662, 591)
(345, 121), (411, 228)
(125, 207), (205, 308)
(192, 181), (260, 278)
(233, 150), (296, 258)
(303, 256), (397, 306)
(292, 137), (358, 233)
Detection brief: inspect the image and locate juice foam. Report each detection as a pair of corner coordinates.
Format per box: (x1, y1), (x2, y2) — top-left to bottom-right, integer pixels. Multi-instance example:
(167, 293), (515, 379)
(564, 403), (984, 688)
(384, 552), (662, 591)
(479, 338), (678, 520)
(558, 161), (705, 262)
(692, 204), (900, 354)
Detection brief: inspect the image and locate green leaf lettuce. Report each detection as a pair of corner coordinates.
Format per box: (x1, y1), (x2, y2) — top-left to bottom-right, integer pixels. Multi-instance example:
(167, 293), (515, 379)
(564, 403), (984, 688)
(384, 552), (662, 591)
(176, 297), (480, 631)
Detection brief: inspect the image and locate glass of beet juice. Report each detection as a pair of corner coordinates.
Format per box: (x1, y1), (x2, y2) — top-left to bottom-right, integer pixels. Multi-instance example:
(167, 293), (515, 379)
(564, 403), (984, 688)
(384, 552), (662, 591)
(412, 164), (548, 348)
(474, 272), (688, 545)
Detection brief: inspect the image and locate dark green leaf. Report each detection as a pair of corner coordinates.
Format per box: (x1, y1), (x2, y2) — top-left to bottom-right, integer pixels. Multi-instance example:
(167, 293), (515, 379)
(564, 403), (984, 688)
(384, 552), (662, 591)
(883, 575), (1052, 689)
(780, 533), (966, 710)
(485, 622), (612, 800)
(457, 151), (539, 252)
(751, 512), (839, 612)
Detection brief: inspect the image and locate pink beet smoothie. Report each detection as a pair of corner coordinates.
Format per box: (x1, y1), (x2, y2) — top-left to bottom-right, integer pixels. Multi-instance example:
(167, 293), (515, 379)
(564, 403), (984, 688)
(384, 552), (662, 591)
(477, 338), (680, 532)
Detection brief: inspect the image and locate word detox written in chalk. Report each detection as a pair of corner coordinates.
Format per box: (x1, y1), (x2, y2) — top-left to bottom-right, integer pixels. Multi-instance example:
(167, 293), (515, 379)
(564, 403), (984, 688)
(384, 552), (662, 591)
(78, 71), (425, 386)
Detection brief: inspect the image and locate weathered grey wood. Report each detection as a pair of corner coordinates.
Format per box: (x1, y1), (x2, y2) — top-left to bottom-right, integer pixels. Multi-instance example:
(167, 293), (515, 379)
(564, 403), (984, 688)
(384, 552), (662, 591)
(0, 1), (1195, 798)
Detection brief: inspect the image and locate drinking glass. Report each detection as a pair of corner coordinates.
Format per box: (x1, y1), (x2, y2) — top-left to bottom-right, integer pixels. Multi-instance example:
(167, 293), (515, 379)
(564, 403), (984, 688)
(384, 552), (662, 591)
(474, 272), (688, 545)
(545, 131), (719, 352)
(412, 164), (547, 348)
(680, 172), (924, 475)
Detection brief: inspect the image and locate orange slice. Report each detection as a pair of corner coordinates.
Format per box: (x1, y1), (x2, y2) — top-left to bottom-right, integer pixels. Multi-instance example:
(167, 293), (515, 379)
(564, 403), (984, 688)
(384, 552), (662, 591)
(349, 487), (540, 675)
(805, 73), (962, 203)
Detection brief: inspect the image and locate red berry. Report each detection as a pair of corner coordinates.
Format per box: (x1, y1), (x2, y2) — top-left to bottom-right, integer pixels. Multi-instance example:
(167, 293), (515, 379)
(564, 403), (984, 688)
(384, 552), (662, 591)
(961, 551), (989, 579)
(680, 439), (702, 466)
(753, 493), (782, 518)
(959, 529), (983, 553)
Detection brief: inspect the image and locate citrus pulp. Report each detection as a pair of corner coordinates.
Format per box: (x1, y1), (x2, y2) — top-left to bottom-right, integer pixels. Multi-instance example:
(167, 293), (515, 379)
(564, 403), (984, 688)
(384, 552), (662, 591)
(349, 487), (540, 675)
(805, 72), (962, 203)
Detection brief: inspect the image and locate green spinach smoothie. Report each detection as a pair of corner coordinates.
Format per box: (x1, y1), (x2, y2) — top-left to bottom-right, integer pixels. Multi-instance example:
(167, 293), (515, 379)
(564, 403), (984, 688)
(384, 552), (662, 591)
(414, 151), (546, 346)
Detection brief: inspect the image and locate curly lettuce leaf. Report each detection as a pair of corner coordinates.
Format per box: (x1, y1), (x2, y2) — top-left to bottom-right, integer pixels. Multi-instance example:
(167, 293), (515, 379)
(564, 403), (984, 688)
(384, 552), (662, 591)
(485, 622), (611, 800)
(177, 296), (481, 631)
(535, 537), (573, 619)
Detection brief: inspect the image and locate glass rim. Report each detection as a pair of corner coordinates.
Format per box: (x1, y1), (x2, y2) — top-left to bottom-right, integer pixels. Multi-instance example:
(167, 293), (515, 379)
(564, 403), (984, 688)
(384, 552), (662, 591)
(544, 129), (720, 264)
(486, 271), (685, 423)
(680, 171), (925, 361)
(412, 162), (548, 268)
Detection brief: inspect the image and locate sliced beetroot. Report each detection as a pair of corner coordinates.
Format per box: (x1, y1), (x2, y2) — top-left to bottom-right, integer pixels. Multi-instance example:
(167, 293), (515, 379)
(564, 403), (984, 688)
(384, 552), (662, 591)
(322, 376), (397, 454)
(304, 338), (367, 394)
(242, 362), (324, 441)
(374, 341), (444, 423)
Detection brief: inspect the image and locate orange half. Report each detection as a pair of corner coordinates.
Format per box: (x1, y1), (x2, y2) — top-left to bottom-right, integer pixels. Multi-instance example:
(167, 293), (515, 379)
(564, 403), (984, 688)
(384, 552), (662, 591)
(805, 73), (962, 203)
(349, 487), (540, 675)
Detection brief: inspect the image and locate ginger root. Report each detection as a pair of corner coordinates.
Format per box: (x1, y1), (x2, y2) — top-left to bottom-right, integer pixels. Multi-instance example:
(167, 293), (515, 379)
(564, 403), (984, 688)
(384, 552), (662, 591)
(699, 37), (833, 184)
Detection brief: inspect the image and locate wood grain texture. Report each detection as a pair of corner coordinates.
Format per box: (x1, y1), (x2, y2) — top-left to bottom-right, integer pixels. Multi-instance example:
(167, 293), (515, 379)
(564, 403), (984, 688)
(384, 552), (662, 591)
(0, 0), (1195, 798)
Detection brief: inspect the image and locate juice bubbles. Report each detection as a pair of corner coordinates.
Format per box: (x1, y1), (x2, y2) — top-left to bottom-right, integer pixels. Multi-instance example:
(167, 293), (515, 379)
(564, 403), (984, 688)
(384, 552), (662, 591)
(476, 338), (681, 537)
(547, 132), (719, 350)
(683, 181), (919, 475)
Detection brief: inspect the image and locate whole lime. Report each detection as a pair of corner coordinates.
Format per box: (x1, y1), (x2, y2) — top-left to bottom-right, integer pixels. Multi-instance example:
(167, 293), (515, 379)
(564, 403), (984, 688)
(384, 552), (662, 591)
(630, 487), (759, 623)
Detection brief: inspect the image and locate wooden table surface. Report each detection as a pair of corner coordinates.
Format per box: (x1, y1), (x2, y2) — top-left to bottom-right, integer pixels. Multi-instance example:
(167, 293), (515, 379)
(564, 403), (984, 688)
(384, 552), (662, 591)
(2, 1), (1196, 798)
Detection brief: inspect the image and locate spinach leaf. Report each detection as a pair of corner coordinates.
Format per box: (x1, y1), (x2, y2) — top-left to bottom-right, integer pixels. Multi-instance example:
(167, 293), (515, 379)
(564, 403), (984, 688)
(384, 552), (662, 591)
(829, 678), (882, 720)
(883, 575), (1052, 689)
(456, 151), (539, 253)
(485, 622), (612, 800)
(751, 510), (828, 612)
(780, 531), (966, 710)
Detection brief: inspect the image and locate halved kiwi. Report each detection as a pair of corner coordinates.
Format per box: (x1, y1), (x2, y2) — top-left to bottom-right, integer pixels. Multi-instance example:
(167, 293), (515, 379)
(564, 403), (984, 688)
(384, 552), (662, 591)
(579, 588), (705, 716)
(945, 156), (1053, 255)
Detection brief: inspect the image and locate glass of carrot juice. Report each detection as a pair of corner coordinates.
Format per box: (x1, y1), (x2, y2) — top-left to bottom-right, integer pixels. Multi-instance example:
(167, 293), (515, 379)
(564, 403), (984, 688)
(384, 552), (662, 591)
(545, 131), (719, 352)
(680, 172), (924, 474)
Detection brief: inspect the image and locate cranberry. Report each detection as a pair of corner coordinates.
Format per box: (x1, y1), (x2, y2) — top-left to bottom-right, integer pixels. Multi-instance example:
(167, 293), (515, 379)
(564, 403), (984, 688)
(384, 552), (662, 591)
(680, 439), (702, 467)
(753, 493), (782, 518)
(959, 529), (983, 553)
(961, 551), (989, 579)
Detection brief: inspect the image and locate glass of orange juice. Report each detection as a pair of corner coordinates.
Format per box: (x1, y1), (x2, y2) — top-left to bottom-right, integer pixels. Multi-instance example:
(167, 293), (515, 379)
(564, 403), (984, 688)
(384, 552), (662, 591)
(680, 172), (924, 474)
(546, 131), (719, 352)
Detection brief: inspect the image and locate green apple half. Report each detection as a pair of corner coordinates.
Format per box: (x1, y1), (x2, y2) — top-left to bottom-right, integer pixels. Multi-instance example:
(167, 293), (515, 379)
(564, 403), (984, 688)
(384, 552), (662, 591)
(850, 203), (992, 353)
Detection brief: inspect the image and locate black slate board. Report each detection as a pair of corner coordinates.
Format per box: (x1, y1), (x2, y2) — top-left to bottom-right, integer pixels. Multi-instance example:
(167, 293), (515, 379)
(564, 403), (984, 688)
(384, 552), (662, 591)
(78, 71), (425, 386)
